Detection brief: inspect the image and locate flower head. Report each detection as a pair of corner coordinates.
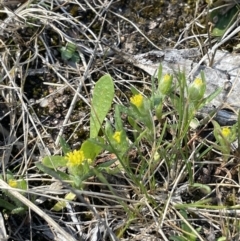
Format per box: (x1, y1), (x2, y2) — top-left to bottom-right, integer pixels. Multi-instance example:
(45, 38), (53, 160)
(113, 131), (122, 143)
(65, 150), (86, 168)
(193, 77), (203, 87)
(163, 74), (171, 82)
(221, 127), (231, 138)
(159, 73), (172, 95)
(8, 179), (18, 188)
(188, 77), (206, 103)
(130, 93), (143, 108)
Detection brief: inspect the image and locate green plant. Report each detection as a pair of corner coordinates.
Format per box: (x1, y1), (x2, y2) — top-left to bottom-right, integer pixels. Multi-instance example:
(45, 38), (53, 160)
(213, 121), (237, 160)
(40, 65), (220, 194)
(0, 171), (27, 214)
(36, 65), (240, 240)
(60, 42), (80, 62)
(36, 74), (115, 209)
(170, 209), (201, 241)
(37, 74), (114, 186)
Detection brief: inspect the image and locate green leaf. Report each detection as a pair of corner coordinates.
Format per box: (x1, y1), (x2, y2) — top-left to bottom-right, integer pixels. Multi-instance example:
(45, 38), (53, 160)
(71, 52), (80, 63)
(179, 209), (198, 241)
(96, 159), (117, 169)
(87, 137), (109, 151)
(169, 237), (186, 241)
(52, 200), (66, 212)
(80, 139), (102, 160)
(6, 172), (14, 182)
(114, 105), (123, 131)
(11, 207), (26, 214)
(60, 47), (72, 60)
(104, 120), (114, 140)
(201, 87), (222, 107)
(190, 183), (211, 195)
(17, 179), (27, 190)
(213, 120), (224, 141)
(128, 116), (142, 132)
(60, 42), (77, 61)
(90, 74), (114, 138)
(157, 64), (163, 83)
(42, 155), (67, 169)
(52, 192), (76, 211)
(210, 5), (239, 37)
(65, 192), (76, 200)
(70, 175), (82, 188)
(36, 162), (70, 180)
(130, 86), (141, 95)
(59, 136), (71, 155)
(217, 237), (227, 241)
(0, 198), (16, 211)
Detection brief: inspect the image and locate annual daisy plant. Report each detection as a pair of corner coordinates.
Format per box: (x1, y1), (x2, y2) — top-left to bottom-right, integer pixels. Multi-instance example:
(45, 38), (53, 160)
(36, 65), (238, 217)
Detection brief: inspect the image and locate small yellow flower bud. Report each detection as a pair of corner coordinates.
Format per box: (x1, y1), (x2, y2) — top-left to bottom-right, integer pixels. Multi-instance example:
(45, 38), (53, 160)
(8, 179), (18, 188)
(193, 77), (203, 87)
(130, 94), (143, 108)
(221, 127), (231, 138)
(113, 131), (122, 143)
(188, 77), (206, 103)
(159, 73), (172, 95)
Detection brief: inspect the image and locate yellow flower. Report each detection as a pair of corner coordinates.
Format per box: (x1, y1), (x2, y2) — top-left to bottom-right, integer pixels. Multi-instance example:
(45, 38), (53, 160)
(221, 127), (231, 138)
(193, 77), (203, 87)
(65, 150), (86, 167)
(163, 74), (171, 82)
(130, 94), (143, 108)
(113, 131), (121, 143)
(8, 179), (18, 188)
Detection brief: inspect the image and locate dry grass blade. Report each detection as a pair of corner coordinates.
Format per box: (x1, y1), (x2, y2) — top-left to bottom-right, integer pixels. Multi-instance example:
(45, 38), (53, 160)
(0, 212), (8, 240)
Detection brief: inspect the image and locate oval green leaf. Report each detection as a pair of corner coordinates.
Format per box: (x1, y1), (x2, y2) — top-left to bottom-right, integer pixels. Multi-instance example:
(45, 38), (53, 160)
(90, 74), (114, 138)
(42, 155), (67, 169)
(211, 5), (239, 37)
